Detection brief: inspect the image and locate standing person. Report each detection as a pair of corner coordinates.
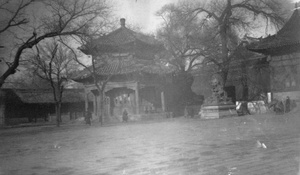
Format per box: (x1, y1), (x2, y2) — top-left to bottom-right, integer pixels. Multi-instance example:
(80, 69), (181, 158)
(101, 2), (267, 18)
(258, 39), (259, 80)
(85, 109), (92, 126)
(122, 109), (128, 122)
(285, 96), (290, 113)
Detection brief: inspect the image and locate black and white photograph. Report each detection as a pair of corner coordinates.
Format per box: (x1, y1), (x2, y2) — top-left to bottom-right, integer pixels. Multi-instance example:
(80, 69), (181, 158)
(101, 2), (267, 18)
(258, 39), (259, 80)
(0, 0), (300, 174)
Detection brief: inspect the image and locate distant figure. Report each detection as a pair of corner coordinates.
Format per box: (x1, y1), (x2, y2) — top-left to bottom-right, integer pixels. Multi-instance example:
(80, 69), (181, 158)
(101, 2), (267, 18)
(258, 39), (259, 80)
(285, 96), (290, 113)
(85, 110), (92, 126)
(237, 102), (250, 116)
(122, 109), (128, 122)
(275, 101), (284, 114)
(184, 106), (189, 118)
(144, 106), (149, 114)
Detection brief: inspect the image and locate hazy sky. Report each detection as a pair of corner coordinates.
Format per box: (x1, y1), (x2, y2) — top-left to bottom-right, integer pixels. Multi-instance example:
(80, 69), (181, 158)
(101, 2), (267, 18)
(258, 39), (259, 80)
(112, 0), (178, 33)
(112, 0), (296, 34)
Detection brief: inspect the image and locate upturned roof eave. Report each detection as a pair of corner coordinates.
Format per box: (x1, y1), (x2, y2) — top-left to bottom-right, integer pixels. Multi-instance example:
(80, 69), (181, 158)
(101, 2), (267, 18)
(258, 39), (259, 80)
(248, 42), (300, 56)
(248, 8), (300, 52)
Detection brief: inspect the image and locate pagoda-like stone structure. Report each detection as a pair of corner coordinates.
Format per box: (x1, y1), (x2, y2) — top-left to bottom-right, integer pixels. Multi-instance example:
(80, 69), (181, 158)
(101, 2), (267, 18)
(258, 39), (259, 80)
(74, 18), (174, 122)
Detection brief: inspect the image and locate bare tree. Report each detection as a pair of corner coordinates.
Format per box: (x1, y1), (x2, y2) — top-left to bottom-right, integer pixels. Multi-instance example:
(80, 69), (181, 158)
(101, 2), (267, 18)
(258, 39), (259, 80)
(191, 0), (286, 85)
(28, 39), (78, 127)
(0, 0), (33, 35)
(157, 2), (205, 73)
(156, 0), (287, 114)
(157, 0), (286, 85)
(156, 2), (216, 113)
(0, 0), (111, 88)
(61, 38), (110, 125)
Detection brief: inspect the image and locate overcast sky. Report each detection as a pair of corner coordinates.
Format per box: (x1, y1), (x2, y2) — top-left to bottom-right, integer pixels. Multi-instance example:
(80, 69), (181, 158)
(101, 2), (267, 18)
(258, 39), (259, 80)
(112, 0), (296, 34)
(23, 0), (295, 35)
(112, 0), (178, 33)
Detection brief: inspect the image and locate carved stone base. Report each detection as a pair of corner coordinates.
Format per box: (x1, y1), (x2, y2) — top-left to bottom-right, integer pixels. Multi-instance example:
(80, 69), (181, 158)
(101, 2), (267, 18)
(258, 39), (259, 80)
(200, 104), (238, 119)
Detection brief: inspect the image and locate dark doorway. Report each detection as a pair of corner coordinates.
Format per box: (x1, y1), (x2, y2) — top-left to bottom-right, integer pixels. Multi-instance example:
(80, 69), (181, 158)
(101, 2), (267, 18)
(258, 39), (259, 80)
(224, 86), (236, 103)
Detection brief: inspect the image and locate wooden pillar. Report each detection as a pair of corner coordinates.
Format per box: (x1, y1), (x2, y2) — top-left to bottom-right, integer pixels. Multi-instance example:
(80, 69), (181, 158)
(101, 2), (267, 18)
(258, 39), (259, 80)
(85, 92), (89, 112)
(97, 93), (104, 124)
(161, 91), (165, 112)
(107, 97), (111, 117)
(94, 95), (98, 116)
(135, 82), (140, 114)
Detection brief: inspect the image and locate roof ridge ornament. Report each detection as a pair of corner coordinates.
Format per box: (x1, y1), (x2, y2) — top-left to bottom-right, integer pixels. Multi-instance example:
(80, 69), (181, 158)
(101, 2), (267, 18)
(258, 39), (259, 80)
(120, 18), (126, 27)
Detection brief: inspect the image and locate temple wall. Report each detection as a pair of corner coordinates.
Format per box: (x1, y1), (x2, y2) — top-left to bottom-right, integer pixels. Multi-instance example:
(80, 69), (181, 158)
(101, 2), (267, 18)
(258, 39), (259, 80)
(273, 91), (300, 101)
(269, 53), (300, 102)
(270, 53), (300, 95)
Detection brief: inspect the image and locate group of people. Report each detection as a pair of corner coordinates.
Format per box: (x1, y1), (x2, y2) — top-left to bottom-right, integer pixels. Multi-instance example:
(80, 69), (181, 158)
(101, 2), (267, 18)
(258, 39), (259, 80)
(84, 108), (130, 125)
(271, 96), (297, 114)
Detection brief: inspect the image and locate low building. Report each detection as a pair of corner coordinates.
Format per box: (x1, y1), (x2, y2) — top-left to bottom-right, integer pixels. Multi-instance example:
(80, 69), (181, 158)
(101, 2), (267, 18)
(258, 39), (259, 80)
(0, 88), (91, 126)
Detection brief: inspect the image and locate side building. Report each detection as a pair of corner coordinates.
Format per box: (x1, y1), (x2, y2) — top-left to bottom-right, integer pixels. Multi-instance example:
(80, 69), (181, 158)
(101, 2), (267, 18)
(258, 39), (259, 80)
(0, 88), (91, 126)
(247, 3), (300, 103)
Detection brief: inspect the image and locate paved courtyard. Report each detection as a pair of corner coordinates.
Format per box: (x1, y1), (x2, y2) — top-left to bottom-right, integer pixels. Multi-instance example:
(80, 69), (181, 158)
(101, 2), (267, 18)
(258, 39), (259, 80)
(0, 112), (300, 175)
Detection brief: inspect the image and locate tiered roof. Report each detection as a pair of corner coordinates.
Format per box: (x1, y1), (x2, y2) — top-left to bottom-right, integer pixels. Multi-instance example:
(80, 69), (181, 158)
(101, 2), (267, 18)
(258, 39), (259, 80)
(73, 54), (176, 81)
(75, 19), (175, 81)
(80, 18), (164, 55)
(247, 4), (300, 56)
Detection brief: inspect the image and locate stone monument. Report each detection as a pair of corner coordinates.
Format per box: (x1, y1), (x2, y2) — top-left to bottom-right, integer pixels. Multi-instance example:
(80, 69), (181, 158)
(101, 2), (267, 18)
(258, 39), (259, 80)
(200, 74), (237, 119)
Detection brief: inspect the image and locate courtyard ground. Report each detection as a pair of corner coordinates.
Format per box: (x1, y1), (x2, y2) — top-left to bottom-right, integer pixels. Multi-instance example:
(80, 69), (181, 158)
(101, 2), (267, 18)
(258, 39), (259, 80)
(0, 110), (299, 175)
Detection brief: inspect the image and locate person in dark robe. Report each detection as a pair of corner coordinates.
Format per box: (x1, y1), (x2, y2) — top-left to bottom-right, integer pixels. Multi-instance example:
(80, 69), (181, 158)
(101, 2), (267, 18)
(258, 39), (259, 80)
(85, 110), (92, 126)
(285, 96), (290, 113)
(275, 101), (284, 114)
(122, 109), (128, 122)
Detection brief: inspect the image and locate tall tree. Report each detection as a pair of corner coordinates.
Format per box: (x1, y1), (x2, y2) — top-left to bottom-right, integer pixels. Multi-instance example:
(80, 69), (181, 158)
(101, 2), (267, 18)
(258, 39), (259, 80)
(0, 0), (111, 88)
(156, 2), (215, 114)
(157, 0), (286, 83)
(156, 0), (286, 111)
(190, 0), (286, 85)
(61, 38), (111, 125)
(28, 39), (79, 127)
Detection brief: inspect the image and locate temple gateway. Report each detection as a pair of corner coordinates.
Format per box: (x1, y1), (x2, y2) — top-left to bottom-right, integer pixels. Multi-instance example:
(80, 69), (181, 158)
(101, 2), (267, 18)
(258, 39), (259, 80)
(74, 18), (174, 122)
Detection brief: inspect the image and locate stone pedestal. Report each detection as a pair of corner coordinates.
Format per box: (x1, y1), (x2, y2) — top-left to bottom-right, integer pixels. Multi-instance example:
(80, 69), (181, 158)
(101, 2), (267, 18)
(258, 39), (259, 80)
(200, 104), (237, 119)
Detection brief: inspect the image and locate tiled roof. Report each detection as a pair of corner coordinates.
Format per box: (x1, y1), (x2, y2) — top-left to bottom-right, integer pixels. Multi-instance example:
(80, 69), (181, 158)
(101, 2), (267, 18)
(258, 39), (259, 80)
(73, 54), (176, 81)
(247, 9), (300, 54)
(80, 19), (164, 54)
(95, 26), (162, 46)
(142, 61), (177, 75)
(73, 55), (142, 80)
(75, 19), (175, 81)
(1, 89), (89, 104)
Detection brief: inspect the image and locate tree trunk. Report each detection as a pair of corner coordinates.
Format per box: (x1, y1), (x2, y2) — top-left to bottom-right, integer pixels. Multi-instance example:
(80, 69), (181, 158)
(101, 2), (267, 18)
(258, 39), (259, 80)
(166, 71), (197, 116)
(241, 62), (249, 101)
(221, 69), (229, 87)
(99, 91), (104, 125)
(55, 102), (62, 127)
(0, 79), (4, 88)
(219, 3), (230, 86)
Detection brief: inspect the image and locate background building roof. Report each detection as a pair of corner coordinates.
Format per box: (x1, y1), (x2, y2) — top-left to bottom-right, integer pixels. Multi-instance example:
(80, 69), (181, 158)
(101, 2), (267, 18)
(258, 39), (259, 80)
(247, 7), (300, 55)
(1, 89), (89, 104)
